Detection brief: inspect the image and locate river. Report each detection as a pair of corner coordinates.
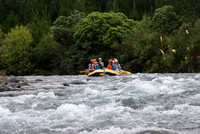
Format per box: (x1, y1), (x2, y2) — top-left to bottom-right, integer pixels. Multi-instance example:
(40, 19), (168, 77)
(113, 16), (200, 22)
(0, 73), (200, 134)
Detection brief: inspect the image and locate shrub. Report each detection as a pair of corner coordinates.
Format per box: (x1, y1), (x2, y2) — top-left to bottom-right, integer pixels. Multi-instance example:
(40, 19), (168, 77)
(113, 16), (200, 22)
(0, 26), (33, 75)
(152, 5), (182, 34)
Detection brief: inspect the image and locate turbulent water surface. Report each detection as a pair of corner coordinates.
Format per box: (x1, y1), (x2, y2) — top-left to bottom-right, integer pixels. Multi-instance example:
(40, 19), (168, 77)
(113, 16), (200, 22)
(0, 74), (200, 134)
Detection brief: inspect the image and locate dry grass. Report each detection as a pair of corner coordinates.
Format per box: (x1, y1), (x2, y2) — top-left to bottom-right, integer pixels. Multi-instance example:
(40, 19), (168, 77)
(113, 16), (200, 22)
(0, 70), (7, 84)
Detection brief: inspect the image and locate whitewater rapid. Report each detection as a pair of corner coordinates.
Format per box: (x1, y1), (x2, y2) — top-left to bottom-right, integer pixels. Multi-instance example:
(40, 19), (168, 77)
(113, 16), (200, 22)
(0, 74), (200, 134)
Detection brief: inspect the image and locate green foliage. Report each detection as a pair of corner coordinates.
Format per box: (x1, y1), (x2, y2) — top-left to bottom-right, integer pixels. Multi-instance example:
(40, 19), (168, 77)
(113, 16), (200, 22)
(152, 5), (182, 33)
(59, 44), (89, 75)
(33, 34), (63, 75)
(2, 12), (19, 33)
(50, 11), (85, 45)
(0, 26), (33, 75)
(74, 12), (136, 55)
(26, 21), (51, 45)
(119, 16), (162, 73)
(0, 27), (4, 70)
(0, 27), (4, 46)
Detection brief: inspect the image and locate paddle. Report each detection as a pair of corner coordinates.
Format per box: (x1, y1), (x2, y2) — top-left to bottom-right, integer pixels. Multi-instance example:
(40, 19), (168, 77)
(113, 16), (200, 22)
(80, 69), (91, 74)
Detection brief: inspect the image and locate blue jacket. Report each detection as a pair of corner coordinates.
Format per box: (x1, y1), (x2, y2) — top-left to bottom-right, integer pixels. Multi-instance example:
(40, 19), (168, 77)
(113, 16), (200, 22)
(112, 63), (121, 70)
(111, 63), (116, 70)
(117, 63), (121, 69)
(88, 64), (92, 69)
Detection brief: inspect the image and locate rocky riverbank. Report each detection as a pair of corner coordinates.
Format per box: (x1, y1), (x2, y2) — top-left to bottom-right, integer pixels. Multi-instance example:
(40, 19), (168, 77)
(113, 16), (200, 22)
(0, 75), (87, 92)
(0, 76), (30, 92)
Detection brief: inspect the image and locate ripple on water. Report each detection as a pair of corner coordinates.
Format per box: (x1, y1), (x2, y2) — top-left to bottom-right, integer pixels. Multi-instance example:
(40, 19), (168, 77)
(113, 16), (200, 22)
(0, 74), (199, 133)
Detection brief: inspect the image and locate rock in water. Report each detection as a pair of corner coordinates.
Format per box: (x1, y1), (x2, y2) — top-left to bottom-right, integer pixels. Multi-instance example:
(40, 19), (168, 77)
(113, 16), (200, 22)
(63, 83), (69, 86)
(16, 83), (30, 88)
(86, 78), (91, 81)
(35, 79), (43, 82)
(0, 84), (11, 92)
(8, 77), (20, 83)
(70, 80), (86, 85)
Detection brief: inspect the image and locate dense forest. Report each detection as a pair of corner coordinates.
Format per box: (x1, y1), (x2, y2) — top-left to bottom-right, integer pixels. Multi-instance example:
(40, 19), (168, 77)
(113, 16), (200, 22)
(0, 0), (199, 75)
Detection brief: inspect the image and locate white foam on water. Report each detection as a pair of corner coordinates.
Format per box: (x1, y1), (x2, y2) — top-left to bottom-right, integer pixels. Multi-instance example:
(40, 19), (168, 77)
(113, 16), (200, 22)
(0, 94), (35, 106)
(36, 92), (57, 99)
(0, 106), (11, 117)
(162, 109), (181, 115)
(48, 103), (90, 121)
(0, 74), (199, 133)
(78, 126), (180, 134)
(174, 104), (200, 114)
(128, 79), (159, 95)
(84, 87), (100, 95)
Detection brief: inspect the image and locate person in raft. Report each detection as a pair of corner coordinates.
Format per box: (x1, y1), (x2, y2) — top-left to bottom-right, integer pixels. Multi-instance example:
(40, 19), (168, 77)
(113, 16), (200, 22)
(107, 59), (114, 70)
(88, 59), (94, 69)
(113, 59), (121, 70)
(88, 59), (97, 69)
(98, 58), (104, 69)
(92, 61), (100, 70)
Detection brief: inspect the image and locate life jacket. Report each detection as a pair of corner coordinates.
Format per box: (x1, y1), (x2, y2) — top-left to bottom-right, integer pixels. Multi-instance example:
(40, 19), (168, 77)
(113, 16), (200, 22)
(107, 63), (112, 69)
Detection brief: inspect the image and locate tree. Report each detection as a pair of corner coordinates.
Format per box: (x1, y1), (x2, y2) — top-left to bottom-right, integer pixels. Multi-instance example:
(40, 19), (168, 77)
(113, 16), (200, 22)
(74, 12), (136, 55)
(151, 5), (182, 33)
(33, 34), (63, 75)
(0, 26), (33, 75)
(50, 11), (85, 46)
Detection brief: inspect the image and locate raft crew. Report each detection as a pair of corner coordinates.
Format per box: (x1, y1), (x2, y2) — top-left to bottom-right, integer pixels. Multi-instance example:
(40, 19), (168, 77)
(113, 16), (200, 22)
(98, 58), (104, 69)
(89, 58), (121, 70)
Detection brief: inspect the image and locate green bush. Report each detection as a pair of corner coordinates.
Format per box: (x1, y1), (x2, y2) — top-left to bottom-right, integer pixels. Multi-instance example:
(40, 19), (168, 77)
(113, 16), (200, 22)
(26, 21), (51, 45)
(33, 34), (63, 75)
(74, 12), (136, 55)
(50, 11), (85, 46)
(0, 26), (33, 75)
(152, 5), (182, 34)
(120, 16), (162, 73)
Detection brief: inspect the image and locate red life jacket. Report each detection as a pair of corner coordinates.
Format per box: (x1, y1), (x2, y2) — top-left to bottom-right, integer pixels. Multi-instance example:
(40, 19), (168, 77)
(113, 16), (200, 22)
(107, 64), (112, 69)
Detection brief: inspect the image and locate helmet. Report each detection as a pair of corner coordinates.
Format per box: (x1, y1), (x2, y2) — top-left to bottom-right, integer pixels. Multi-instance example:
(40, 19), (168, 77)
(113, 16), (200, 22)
(93, 59), (97, 62)
(109, 59), (113, 63)
(90, 59), (93, 63)
(113, 58), (117, 61)
(98, 58), (102, 60)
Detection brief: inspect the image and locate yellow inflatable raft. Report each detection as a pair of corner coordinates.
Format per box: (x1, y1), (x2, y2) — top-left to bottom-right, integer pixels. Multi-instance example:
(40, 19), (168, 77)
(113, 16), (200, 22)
(80, 69), (132, 76)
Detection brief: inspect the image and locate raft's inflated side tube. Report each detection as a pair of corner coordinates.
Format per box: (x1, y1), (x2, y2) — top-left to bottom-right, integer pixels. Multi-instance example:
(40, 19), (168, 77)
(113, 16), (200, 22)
(88, 69), (118, 77)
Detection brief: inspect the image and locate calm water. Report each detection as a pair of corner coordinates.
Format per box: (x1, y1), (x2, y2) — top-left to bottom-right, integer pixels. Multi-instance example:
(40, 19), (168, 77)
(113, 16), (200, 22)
(0, 74), (200, 134)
